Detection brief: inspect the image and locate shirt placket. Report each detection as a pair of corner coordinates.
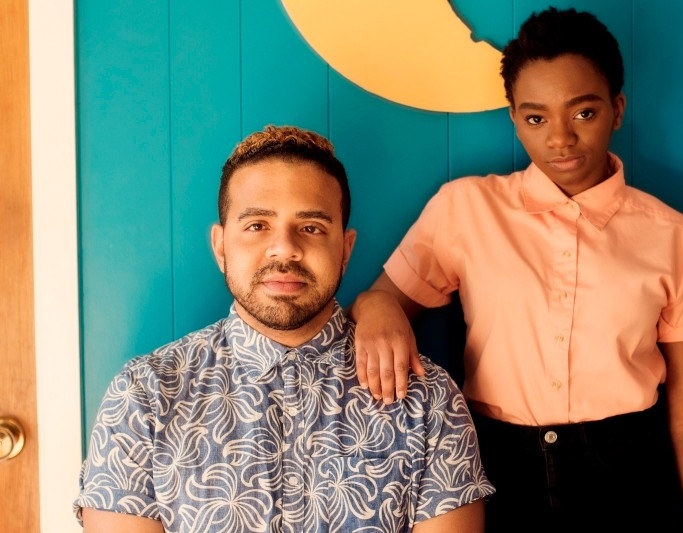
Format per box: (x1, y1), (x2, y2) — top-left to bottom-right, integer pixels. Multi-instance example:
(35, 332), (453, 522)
(281, 348), (305, 526)
(547, 200), (580, 421)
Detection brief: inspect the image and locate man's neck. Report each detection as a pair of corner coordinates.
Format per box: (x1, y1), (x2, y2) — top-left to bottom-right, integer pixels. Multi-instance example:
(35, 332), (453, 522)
(234, 301), (336, 348)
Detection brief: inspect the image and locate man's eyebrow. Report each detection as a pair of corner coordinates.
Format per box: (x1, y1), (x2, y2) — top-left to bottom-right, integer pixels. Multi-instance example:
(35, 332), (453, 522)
(236, 208), (333, 223)
(517, 93), (605, 111)
(237, 207), (276, 221)
(296, 210), (333, 223)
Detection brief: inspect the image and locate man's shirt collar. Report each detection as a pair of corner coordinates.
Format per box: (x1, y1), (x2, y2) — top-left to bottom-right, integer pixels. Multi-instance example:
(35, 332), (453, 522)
(222, 300), (350, 382)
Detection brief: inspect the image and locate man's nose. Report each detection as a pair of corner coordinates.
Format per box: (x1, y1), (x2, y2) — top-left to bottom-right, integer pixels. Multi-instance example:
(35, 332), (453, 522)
(266, 228), (303, 261)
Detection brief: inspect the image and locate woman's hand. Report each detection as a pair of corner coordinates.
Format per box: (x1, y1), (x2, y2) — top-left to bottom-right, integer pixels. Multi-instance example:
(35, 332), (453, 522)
(349, 272), (425, 403)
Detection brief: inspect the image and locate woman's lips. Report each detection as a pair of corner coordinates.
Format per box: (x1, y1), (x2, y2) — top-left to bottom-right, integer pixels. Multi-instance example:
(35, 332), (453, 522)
(548, 155), (584, 172)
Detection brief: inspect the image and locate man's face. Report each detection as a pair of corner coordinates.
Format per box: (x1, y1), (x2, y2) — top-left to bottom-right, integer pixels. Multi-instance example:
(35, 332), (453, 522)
(509, 53), (626, 197)
(211, 158), (356, 345)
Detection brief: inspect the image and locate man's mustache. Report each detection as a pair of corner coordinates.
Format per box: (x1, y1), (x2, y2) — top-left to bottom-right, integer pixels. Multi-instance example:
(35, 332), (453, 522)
(252, 262), (317, 283)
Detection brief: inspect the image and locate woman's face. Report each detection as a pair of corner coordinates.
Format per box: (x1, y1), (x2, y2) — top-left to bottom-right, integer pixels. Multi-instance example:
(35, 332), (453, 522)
(509, 53), (626, 197)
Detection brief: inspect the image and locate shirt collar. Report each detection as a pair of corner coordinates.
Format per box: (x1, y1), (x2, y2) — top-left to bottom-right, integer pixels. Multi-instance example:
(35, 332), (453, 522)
(521, 153), (627, 230)
(223, 300), (351, 381)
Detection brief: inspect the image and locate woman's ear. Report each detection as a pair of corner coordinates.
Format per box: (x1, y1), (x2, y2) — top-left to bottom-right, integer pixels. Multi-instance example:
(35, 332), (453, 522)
(612, 92), (627, 131)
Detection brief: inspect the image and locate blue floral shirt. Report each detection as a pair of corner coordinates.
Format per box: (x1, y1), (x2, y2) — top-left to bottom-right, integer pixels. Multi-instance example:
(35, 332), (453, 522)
(74, 302), (493, 532)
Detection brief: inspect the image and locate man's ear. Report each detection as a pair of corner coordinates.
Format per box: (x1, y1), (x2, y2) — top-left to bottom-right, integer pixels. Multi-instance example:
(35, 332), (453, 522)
(341, 229), (357, 275)
(210, 224), (226, 273)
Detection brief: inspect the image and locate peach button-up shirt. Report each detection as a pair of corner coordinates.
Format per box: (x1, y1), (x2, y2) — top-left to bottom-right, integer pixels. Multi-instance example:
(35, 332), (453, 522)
(385, 154), (683, 425)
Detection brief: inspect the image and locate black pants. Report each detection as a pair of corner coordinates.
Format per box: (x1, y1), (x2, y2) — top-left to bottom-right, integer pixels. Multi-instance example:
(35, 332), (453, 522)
(471, 401), (683, 533)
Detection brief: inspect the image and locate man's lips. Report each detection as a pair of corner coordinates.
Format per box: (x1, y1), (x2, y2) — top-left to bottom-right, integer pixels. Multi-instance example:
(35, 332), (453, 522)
(548, 155), (584, 172)
(261, 277), (308, 293)
(254, 262), (315, 294)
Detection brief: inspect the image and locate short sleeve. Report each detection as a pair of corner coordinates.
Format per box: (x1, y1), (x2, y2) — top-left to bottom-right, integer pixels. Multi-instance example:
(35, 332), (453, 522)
(413, 359), (495, 523)
(659, 265), (683, 344)
(384, 182), (463, 308)
(73, 362), (159, 524)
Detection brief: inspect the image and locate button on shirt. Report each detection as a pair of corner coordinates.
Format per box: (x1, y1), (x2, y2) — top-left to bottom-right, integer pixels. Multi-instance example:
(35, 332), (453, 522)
(384, 154), (683, 425)
(73, 302), (493, 532)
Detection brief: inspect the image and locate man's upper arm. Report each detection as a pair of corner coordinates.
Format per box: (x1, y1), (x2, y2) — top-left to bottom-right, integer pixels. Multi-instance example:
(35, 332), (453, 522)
(82, 508), (164, 533)
(411, 499), (485, 533)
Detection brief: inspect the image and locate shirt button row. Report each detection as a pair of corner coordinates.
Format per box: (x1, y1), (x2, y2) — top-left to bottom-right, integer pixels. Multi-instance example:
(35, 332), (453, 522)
(551, 380), (562, 391)
(554, 334), (565, 342)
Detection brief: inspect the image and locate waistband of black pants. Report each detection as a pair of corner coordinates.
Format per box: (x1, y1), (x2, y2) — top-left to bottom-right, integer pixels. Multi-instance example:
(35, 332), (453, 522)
(470, 404), (663, 451)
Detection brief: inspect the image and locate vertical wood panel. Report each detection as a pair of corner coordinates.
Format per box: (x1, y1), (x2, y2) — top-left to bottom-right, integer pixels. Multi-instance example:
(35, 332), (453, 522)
(77, 0), (173, 438)
(449, 108), (516, 179)
(169, 0), (242, 337)
(632, 0), (683, 212)
(0, 0), (40, 530)
(448, 2), (515, 179)
(329, 78), (449, 306)
(328, 79), (453, 368)
(241, 0), (329, 134)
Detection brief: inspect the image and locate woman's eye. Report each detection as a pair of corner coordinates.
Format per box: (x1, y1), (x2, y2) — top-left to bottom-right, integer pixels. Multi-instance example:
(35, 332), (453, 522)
(525, 115), (544, 125)
(575, 109), (595, 120)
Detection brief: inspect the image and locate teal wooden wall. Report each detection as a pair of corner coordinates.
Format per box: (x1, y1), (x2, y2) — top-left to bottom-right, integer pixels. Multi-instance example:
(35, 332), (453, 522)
(76, 0), (683, 440)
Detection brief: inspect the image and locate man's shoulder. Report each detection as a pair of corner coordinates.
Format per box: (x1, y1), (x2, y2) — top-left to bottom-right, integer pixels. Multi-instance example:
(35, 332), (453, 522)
(406, 354), (466, 403)
(123, 317), (230, 375)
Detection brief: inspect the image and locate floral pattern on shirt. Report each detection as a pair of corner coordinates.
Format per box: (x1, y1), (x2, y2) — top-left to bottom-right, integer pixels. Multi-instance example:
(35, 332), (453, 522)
(74, 302), (493, 532)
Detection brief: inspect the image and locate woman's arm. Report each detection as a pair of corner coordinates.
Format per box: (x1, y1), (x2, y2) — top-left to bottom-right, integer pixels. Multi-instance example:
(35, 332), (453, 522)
(348, 271), (426, 403)
(660, 340), (683, 490)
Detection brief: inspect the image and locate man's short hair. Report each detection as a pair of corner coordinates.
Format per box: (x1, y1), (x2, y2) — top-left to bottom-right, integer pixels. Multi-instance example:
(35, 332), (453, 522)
(501, 7), (624, 106)
(218, 125), (351, 228)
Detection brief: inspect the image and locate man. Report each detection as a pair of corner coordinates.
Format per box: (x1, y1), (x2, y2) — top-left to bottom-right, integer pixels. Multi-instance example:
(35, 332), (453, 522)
(350, 7), (683, 532)
(74, 125), (493, 532)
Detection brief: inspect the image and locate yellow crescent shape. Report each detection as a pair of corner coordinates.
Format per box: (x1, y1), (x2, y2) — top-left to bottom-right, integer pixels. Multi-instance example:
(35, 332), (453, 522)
(281, 0), (508, 113)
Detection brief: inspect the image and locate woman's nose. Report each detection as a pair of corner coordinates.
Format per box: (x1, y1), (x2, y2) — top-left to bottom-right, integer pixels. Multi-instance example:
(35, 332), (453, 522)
(546, 120), (578, 149)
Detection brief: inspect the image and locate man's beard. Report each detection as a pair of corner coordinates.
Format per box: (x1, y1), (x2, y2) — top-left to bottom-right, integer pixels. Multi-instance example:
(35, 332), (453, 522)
(224, 260), (342, 330)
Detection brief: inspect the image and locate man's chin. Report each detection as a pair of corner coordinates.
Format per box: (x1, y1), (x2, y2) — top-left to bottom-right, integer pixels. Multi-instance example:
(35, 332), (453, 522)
(240, 300), (317, 331)
(256, 311), (316, 331)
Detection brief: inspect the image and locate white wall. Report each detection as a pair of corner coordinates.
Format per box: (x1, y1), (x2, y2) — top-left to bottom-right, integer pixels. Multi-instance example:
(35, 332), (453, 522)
(29, 0), (82, 530)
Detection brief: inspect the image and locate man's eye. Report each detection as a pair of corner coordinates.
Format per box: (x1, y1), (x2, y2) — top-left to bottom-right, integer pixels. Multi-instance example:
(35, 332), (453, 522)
(246, 223), (265, 231)
(302, 225), (322, 234)
(525, 115), (544, 125)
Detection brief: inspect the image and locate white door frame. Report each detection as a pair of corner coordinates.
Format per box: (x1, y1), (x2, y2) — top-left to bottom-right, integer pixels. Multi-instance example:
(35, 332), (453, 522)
(29, 0), (82, 530)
